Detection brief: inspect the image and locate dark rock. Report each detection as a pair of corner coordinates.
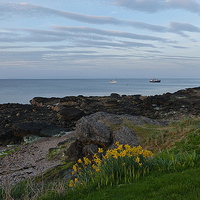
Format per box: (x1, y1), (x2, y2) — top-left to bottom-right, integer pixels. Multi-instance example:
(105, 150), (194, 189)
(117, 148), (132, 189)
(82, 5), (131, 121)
(1, 87), (200, 145)
(76, 113), (111, 147)
(82, 144), (99, 159)
(104, 100), (118, 107)
(30, 97), (60, 107)
(64, 140), (83, 161)
(57, 107), (85, 121)
(110, 126), (140, 149)
(12, 122), (66, 137)
(74, 112), (166, 159)
(110, 93), (120, 98)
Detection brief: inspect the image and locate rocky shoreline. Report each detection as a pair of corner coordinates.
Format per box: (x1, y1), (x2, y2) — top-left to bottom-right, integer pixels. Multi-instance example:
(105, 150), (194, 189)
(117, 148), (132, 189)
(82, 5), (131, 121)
(0, 87), (200, 146)
(0, 86), (200, 186)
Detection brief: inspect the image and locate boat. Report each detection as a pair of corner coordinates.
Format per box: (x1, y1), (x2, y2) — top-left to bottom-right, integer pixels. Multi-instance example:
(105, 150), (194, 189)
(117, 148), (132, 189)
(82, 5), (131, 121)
(149, 78), (161, 83)
(110, 80), (117, 83)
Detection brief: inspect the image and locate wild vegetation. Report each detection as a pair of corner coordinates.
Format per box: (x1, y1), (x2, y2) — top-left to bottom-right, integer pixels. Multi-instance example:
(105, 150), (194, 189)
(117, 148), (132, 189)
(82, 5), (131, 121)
(1, 117), (200, 200)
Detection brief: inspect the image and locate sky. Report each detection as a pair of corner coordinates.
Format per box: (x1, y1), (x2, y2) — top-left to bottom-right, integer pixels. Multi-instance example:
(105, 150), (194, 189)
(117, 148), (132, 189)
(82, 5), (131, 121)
(0, 0), (200, 79)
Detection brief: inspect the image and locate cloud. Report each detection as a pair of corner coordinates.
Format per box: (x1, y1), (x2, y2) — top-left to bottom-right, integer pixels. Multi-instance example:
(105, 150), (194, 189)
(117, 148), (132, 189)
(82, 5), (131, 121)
(77, 39), (155, 48)
(128, 21), (200, 37)
(0, 2), (200, 38)
(171, 45), (188, 49)
(168, 22), (200, 32)
(166, 0), (200, 13)
(167, 22), (200, 37)
(53, 26), (171, 43)
(0, 28), (66, 43)
(1, 24), (171, 48)
(0, 26), (158, 51)
(113, 0), (165, 13)
(128, 21), (167, 32)
(113, 0), (200, 14)
(0, 27), (109, 44)
(0, 2), (122, 25)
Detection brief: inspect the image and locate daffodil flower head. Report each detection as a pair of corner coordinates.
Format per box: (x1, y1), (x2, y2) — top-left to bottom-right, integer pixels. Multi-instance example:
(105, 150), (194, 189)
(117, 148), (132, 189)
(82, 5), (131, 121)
(98, 148), (104, 153)
(83, 157), (92, 165)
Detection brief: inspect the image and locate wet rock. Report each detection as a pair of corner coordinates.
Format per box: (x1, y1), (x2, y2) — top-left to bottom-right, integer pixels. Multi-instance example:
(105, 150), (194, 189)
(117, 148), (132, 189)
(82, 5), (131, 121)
(30, 97), (60, 107)
(110, 93), (121, 98)
(57, 107), (85, 121)
(1, 87), (200, 145)
(12, 122), (67, 137)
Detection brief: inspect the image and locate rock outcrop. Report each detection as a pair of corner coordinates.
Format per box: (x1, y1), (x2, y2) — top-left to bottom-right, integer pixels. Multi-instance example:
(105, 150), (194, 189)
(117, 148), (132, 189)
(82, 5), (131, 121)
(0, 104), (66, 145)
(65, 112), (166, 161)
(1, 87), (200, 145)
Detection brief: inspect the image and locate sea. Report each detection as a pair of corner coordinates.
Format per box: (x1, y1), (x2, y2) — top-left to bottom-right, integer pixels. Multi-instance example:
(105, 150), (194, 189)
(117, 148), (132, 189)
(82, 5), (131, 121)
(0, 78), (200, 104)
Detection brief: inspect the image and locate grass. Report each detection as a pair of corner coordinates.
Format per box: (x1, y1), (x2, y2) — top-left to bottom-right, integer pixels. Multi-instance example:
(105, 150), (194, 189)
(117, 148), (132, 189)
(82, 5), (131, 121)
(1, 117), (200, 200)
(64, 167), (200, 200)
(31, 167), (200, 200)
(126, 117), (200, 153)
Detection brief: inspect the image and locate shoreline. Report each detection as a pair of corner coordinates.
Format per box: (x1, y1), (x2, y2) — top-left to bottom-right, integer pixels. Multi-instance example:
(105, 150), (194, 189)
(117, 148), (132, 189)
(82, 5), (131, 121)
(0, 86), (200, 187)
(0, 86), (200, 146)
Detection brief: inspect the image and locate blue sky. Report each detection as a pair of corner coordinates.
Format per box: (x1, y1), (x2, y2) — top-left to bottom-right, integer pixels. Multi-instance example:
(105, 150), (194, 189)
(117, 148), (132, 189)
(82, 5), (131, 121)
(0, 0), (200, 79)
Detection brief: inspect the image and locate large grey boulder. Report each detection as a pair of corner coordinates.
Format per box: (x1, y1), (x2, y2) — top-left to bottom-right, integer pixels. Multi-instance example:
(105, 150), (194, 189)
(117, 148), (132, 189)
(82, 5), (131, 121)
(110, 126), (140, 149)
(67, 111), (169, 160)
(76, 112), (111, 147)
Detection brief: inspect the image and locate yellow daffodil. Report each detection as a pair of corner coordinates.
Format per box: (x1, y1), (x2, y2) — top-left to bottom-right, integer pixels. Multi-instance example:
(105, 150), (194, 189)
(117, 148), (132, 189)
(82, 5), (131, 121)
(72, 164), (78, 172)
(98, 148), (104, 153)
(135, 156), (140, 163)
(83, 157), (91, 165)
(117, 144), (123, 151)
(69, 180), (74, 187)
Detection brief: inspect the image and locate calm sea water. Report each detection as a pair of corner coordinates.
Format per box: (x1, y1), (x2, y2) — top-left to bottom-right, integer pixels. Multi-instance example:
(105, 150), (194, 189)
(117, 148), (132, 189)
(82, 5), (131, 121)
(0, 79), (200, 104)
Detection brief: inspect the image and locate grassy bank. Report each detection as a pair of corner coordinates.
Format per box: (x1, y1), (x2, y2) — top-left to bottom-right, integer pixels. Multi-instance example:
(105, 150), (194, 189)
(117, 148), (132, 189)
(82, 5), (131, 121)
(64, 167), (200, 200)
(1, 117), (200, 200)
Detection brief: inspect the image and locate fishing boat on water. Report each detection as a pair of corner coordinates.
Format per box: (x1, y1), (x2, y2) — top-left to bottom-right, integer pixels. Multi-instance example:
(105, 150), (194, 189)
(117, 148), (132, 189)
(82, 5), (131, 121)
(149, 78), (161, 83)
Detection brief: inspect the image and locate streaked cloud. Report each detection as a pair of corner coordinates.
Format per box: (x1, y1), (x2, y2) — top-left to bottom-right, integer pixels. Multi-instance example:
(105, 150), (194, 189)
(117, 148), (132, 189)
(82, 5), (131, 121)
(0, 1), (199, 79)
(0, 2), (199, 38)
(53, 26), (172, 43)
(0, 2), (122, 24)
(113, 0), (200, 14)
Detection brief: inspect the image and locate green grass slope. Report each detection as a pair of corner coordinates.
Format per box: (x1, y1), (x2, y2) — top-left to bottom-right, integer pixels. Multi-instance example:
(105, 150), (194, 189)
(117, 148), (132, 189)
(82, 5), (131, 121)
(1, 117), (200, 200)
